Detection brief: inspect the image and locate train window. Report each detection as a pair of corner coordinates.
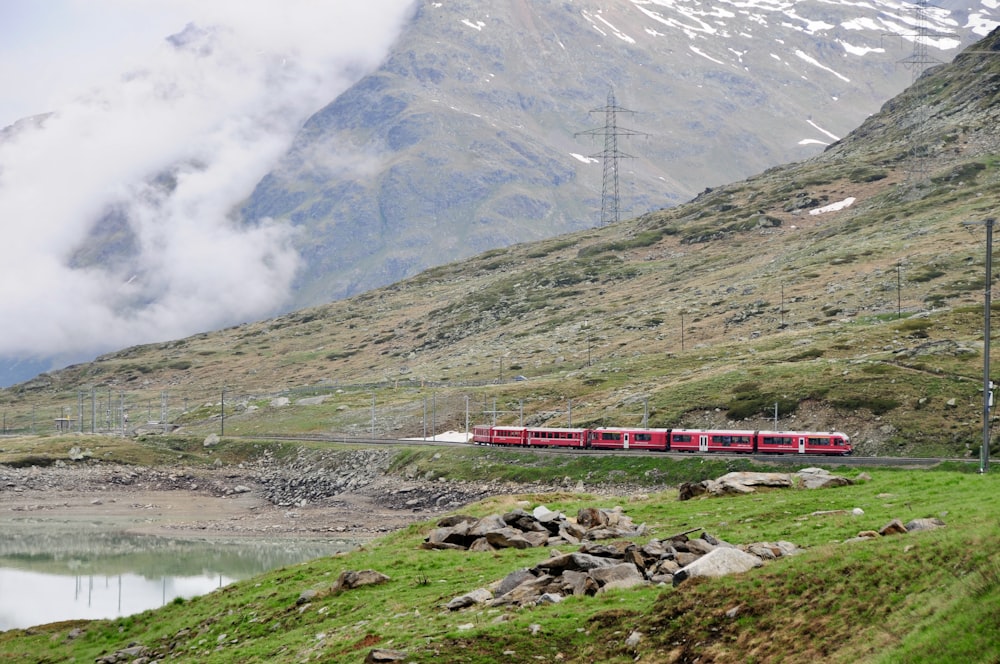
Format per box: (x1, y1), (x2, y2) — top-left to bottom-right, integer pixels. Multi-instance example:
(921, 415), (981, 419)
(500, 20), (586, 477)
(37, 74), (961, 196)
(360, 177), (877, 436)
(809, 437), (829, 446)
(634, 433), (651, 442)
(674, 434), (692, 443)
(601, 432), (622, 441)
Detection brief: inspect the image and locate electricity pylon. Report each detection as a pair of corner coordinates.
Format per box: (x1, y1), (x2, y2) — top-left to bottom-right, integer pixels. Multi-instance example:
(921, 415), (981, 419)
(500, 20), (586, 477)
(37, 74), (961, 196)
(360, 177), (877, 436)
(576, 88), (646, 226)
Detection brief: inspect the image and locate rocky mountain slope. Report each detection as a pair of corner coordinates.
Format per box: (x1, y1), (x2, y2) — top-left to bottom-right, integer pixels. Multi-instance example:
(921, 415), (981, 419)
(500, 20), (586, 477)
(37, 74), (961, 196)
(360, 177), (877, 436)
(4, 27), (1000, 459)
(243, 0), (998, 306)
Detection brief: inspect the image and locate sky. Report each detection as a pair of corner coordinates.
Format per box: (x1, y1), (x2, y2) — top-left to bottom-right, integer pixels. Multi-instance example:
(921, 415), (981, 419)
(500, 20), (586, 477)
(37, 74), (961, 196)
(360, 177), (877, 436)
(0, 0), (415, 367)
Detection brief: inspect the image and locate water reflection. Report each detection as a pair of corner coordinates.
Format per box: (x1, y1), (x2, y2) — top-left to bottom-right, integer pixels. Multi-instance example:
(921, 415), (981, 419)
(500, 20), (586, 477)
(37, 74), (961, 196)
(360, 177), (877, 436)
(0, 529), (355, 631)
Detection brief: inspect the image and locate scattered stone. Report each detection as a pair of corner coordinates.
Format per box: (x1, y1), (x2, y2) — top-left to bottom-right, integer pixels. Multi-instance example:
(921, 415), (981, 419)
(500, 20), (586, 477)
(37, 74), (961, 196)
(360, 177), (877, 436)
(95, 645), (148, 663)
(365, 649), (408, 663)
(905, 517), (946, 532)
(203, 434), (219, 447)
(331, 569), (390, 593)
(879, 518), (908, 536)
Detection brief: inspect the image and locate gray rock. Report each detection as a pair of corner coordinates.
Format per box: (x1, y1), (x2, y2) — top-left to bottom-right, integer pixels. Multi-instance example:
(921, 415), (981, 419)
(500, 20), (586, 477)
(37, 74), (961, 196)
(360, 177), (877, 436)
(535, 552), (619, 573)
(496, 569), (536, 596)
(673, 547), (763, 586)
(331, 569), (390, 592)
(365, 649), (408, 663)
(904, 517), (946, 532)
(447, 587), (493, 610)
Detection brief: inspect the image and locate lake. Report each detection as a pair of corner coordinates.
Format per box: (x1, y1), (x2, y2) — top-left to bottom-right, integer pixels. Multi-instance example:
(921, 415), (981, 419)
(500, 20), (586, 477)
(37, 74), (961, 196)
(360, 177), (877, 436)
(0, 528), (354, 631)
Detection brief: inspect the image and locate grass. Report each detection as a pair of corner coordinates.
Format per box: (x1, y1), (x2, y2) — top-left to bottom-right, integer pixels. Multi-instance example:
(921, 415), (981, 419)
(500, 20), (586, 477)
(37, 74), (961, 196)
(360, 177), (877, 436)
(1, 449), (997, 663)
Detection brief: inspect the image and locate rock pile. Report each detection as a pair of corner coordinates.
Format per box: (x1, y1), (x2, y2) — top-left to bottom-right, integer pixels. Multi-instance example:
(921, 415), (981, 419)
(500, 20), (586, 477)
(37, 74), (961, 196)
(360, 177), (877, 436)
(445, 525), (801, 610)
(422, 505), (645, 551)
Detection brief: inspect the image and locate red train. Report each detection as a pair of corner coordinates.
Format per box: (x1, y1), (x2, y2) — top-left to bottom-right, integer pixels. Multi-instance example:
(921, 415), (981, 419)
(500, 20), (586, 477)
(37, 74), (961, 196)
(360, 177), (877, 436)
(471, 425), (852, 455)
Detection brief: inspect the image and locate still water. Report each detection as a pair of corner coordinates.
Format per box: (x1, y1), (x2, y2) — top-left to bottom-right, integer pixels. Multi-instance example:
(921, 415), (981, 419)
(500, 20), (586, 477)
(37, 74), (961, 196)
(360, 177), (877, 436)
(0, 529), (354, 631)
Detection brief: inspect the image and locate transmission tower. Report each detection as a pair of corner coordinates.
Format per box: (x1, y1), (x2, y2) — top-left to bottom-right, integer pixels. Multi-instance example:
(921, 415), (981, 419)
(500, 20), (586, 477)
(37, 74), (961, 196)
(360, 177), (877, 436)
(576, 88), (646, 226)
(894, 0), (949, 182)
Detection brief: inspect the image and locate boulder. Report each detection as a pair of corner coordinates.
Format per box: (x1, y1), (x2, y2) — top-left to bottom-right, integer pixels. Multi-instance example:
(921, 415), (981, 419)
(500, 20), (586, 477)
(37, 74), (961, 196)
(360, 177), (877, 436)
(904, 517), (946, 532)
(446, 588), (493, 611)
(485, 527), (535, 549)
(590, 563), (646, 589)
(673, 547), (763, 586)
(365, 649), (408, 663)
(879, 518), (908, 536)
(796, 467), (853, 489)
(331, 569), (390, 593)
(535, 552), (619, 573)
(577, 507), (609, 528)
(495, 569), (536, 596)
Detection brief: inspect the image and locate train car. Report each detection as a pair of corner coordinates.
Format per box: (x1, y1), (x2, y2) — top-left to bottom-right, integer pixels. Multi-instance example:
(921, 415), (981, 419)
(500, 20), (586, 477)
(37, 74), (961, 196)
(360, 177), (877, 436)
(525, 427), (587, 447)
(488, 426), (528, 447)
(587, 427), (670, 451)
(471, 425), (494, 445)
(668, 428), (755, 453)
(752, 431), (853, 455)
(801, 431), (852, 455)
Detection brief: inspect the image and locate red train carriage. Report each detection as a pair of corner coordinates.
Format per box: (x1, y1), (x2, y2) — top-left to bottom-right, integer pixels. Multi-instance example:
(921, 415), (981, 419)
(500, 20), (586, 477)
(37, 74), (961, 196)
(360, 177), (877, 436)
(472, 425), (852, 456)
(668, 429), (755, 453)
(485, 426), (527, 447)
(755, 431), (852, 455)
(525, 427), (587, 447)
(802, 431), (852, 455)
(587, 427), (670, 451)
(472, 425), (491, 445)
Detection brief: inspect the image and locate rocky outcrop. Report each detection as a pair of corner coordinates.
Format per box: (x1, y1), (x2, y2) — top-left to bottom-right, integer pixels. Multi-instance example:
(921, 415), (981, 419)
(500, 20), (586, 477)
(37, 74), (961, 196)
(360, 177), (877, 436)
(422, 505), (645, 551)
(679, 468), (853, 500)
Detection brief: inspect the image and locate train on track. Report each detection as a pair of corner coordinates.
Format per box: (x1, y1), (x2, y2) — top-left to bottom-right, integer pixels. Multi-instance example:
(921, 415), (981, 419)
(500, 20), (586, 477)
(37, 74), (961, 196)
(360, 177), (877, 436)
(471, 425), (853, 456)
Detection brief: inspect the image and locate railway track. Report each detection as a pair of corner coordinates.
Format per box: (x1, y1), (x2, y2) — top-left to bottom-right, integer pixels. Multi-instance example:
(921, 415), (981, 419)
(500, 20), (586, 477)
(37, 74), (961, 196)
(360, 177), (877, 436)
(238, 433), (972, 468)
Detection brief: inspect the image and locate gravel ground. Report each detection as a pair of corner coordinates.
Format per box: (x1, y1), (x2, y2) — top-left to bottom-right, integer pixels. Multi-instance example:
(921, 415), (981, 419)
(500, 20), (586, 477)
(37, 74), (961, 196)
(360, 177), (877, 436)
(0, 449), (591, 541)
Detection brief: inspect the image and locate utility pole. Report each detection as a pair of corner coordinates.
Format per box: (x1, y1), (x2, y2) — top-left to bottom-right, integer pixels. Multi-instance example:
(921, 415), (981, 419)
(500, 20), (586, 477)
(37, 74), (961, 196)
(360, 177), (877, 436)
(964, 218), (995, 473)
(576, 88), (646, 226)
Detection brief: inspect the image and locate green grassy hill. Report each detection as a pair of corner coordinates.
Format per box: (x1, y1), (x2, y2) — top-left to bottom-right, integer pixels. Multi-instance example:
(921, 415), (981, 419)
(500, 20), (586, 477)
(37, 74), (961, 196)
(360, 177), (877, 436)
(2, 449), (997, 663)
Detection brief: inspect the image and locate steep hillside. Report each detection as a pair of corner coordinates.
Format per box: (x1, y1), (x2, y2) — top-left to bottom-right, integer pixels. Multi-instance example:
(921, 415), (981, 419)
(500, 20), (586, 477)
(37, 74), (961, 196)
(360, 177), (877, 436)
(4, 28), (1000, 459)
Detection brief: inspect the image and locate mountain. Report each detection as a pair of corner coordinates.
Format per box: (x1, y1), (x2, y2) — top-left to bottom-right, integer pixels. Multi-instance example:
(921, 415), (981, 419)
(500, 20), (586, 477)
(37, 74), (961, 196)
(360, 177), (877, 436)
(0, 1), (996, 388)
(241, 0), (998, 307)
(6, 26), (1000, 460)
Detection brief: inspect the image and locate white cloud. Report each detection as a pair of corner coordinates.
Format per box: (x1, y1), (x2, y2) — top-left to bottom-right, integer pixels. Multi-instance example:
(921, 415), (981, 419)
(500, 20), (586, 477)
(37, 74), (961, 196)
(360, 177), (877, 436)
(0, 0), (415, 362)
